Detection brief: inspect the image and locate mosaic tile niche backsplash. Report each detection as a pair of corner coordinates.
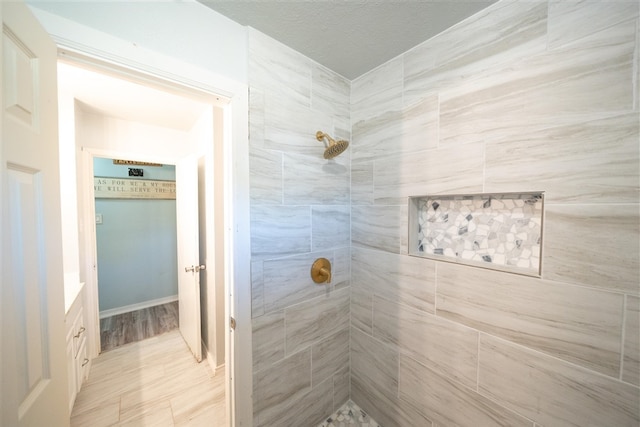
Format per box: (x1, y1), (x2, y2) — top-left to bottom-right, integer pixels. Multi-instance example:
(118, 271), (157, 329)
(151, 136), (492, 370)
(409, 192), (544, 276)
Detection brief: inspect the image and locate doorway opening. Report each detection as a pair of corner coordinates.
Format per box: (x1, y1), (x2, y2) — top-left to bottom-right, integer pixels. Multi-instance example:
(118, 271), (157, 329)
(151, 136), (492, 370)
(57, 58), (231, 422)
(92, 157), (179, 353)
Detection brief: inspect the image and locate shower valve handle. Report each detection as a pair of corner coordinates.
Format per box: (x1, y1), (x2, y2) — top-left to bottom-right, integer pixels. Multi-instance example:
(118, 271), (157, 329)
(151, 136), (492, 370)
(319, 267), (331, 284)
(311, 258), (332, 284)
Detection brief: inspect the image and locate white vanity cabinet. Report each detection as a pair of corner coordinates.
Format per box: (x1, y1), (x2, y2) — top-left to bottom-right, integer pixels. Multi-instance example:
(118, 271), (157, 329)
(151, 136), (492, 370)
(65, 284), (89, 413)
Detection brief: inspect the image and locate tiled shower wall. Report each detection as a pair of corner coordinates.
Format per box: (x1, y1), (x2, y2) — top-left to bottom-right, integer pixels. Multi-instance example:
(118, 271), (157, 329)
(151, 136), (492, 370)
(350, 1), (639, 426)
(248, 29), (352, 426)
(248, 1), (639, 426)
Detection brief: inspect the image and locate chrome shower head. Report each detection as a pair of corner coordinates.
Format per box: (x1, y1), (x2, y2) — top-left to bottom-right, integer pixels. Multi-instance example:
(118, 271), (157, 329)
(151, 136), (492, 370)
(316, 131), (349, 159)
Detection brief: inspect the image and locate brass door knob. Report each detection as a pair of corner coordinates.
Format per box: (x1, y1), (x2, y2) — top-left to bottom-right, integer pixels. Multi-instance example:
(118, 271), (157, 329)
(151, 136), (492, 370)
(311, 258), (332, 284)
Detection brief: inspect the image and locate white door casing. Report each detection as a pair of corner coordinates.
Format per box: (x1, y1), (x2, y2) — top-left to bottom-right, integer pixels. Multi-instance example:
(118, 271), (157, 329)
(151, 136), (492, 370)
(176, 154), (203, 362)
(1, 2), (69, 426)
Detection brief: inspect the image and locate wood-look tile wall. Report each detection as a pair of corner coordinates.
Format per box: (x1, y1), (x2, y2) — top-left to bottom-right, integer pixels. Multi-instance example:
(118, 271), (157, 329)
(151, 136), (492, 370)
(248, 28), (352, 426)
(249, 1), (639, 425)
(350, 1), (639, 426)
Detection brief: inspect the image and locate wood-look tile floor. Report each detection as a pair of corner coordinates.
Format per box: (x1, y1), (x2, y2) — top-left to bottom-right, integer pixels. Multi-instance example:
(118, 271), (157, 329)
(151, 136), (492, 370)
(100, 301), (179, 352)
(71, 330), (227, 427)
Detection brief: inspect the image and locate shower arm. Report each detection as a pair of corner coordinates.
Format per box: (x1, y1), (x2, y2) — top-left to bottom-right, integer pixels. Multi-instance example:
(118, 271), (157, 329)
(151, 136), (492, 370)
(316, 131), (335, 145)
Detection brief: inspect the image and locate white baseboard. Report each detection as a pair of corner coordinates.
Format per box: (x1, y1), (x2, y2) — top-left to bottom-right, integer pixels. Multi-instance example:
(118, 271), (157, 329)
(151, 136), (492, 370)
(99, 294), (178, 319)
(202, 339), (225, 375)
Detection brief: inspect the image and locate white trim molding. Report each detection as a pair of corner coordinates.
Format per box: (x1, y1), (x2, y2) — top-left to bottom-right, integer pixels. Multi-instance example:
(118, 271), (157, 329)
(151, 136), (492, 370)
(98, 295), (178, 319)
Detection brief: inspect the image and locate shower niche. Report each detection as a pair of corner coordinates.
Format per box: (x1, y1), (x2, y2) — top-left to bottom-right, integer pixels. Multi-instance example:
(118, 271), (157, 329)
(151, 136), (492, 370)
(409, 192), (544, 276)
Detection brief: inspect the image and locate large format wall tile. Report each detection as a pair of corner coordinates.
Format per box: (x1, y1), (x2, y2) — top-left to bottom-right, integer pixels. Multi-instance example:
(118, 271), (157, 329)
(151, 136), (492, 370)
(250, 205), (310, 259)
(263, 97), (333, 156)
(485, 113), (639, 204)
(396, 96), (439, 152)
(373, 296), (479, 388)
(251, 261), (264, 318)
(249, 28), (311, 107)
(351, 327), (398, 397)
(249, 87), (265, 149)
(352, 379), (434, 427)
(351, 96), (439, 163)
(249, 148), (282, 205)
(262, 251), (333, 313)
(623, 296), (640, 386)
(312, 204), (350, 249)
(437, 262), (624, 377)
(351, 160), (374, 205)
(332, 365), (350, 412)
(479, 335), (640, 427)
(267, 377), (334, 427)
(311, 327), (349, 386)
(352, 247), (436, 314)
(284, 287), (350, 355)
(403, 1), (547, 106)
(253, 349), (311, 426)
(283, 152), (349, 205)
(351, 327), (434, 427)
(637, 15), (639, 110)
(351, 204), (407, 254)
(544, 204), (639, 294)
(351, 57), (403, 124)
(547, 0), (639, 49)
(311, 63), (350, 122)
(329, 247), (351, 287)
(373, 141), (484, 204)
(351, 280), (373, 335)
(439, 19), (636, 146)
(399, 355), (533, 427)
(252, 310), (285, 372)
(352, 109), (404, 163)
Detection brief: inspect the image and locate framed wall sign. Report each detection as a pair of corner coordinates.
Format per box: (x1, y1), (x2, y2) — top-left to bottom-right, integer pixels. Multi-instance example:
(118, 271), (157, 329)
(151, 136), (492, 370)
(94, 177), (176, 200)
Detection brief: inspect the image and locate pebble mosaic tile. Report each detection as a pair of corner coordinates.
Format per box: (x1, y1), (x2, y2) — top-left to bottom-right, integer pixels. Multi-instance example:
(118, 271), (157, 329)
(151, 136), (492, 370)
(317, 401), (382, 427)
(410, 193), (543, 275)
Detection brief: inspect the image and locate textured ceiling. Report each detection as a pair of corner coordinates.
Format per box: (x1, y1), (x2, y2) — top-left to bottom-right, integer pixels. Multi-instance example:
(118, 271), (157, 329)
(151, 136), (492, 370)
(198, 0), (497, 80)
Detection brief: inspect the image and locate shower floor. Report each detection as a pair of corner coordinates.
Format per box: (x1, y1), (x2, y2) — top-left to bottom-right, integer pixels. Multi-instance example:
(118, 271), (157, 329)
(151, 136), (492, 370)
(317, 401), (381, 427)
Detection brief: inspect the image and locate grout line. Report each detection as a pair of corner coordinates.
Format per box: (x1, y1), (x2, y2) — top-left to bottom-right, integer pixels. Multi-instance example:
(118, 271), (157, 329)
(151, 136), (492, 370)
(310, 340), (314, 389)
(436, 92), (441, 149)
(633, 18), (639, 112)
(481, 140), (487, 193)
(433, 262), (438, 314)
(483, 331), (635, 386)
(283, 309), (288, 358)
(476, 332), (481, 392)
(619, 294), (628, 381)
(397, 346), (402, 400)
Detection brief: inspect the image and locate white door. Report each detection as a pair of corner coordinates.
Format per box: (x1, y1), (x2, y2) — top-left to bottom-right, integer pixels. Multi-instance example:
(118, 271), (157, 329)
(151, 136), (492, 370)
(176, 155), (202, 362)
(1, 2), (69, 426)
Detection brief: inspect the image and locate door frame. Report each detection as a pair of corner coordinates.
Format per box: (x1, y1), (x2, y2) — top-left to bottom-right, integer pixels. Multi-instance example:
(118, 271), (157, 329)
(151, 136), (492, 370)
(81, 149), (192, 356)
(56, 47), (251, 427)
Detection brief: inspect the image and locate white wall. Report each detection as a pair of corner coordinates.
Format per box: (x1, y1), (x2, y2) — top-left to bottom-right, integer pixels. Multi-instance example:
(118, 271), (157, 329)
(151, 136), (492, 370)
(58, 82), (82, 311)
(73, 105), (199, 310)
(93, 159), (178, 313)
(76, 108), (199, 160)
(27, 0), (247, 85)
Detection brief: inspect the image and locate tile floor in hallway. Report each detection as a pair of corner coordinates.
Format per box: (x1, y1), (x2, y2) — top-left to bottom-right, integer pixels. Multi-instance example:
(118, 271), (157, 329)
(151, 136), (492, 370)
(317, 401), (382, 427)
(71, 330), (226, 427)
